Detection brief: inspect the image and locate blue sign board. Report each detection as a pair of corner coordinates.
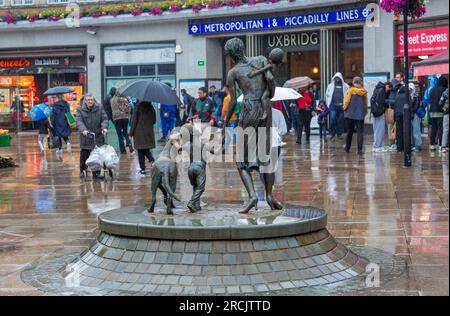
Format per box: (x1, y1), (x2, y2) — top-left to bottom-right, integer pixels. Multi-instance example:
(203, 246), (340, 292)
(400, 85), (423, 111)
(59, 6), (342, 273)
(189, 7), (370, 35)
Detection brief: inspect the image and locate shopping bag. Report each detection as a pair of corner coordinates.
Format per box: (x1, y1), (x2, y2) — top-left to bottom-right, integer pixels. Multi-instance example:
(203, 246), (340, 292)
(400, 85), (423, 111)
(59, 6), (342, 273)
(389, 123), (396, 142)
(102, 144), (120, 170)
(86, 146), (105, 171)
(65, 112), (76, 128)
(385, 108), (395, 125)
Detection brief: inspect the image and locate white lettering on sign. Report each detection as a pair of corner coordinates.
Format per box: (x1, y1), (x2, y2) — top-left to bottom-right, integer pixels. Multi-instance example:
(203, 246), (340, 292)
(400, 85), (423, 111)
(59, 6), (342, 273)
(267, 32), (319, 48)
(35, 58), (60, 66)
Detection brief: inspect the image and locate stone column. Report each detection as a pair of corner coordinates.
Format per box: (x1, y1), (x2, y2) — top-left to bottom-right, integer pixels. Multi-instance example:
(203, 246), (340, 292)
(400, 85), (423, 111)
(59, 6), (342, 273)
(245, 35), (263, 57)
(320, 29), (339, 98)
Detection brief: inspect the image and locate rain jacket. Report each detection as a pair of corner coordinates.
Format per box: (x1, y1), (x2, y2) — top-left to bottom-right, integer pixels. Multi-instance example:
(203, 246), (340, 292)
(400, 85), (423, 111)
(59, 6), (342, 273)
(430, 76), (449, 115)
(343, 87), (368, 121)
(423, 75), (438, 108)
(326, 72), (350, 108)
(76, 99), (109, 150)
(50, 100), (72, 138)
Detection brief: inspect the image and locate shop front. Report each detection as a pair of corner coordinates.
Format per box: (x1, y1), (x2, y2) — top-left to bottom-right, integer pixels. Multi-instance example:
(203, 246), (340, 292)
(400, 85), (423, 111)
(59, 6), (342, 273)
(395, 20), (449, 88)
(189, 4), (369, 97)
(0, 47), (87, 131)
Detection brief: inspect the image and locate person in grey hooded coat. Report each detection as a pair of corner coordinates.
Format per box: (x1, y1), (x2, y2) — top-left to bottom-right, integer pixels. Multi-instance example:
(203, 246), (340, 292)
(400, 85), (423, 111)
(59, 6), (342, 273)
(76, 93), (109, 179)
(326, 72), (349, 141)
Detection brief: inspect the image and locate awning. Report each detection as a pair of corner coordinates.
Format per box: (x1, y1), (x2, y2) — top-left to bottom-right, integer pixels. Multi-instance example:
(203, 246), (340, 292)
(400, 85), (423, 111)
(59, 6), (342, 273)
(412, 50), (449, 76)
(0, 48), (85, 59)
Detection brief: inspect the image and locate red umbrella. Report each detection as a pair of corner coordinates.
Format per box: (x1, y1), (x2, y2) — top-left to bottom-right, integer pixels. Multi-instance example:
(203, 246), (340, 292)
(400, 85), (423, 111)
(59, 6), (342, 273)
(283, 77), (314, 90)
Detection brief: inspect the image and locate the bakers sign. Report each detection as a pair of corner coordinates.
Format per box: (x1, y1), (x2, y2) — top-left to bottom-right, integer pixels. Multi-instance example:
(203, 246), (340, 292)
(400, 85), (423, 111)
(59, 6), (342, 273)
(398, 26), (449, 57)
(0, 58), (32, 68)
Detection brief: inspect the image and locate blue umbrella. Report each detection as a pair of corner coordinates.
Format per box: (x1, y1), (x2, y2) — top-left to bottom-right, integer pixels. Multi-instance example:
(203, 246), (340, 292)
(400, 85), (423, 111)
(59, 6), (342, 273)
(28, 103), (52, 121)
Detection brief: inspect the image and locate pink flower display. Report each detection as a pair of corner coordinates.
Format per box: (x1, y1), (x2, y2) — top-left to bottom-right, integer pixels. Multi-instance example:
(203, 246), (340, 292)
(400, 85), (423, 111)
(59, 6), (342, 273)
(379, 0), (427, 19)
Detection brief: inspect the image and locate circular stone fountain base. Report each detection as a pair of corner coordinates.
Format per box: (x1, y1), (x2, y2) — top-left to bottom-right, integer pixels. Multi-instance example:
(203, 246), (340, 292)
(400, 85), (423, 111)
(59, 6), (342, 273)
(22, 204), (386, 295)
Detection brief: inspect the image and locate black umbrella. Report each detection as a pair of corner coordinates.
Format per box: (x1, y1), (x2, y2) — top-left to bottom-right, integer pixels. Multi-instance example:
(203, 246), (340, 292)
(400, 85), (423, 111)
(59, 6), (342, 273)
(118, 80), (181, 105)
(43, 86), (75, 96)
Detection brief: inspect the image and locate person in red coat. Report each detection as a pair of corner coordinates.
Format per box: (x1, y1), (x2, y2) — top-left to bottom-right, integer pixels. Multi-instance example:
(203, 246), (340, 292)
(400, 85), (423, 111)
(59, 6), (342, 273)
(296, 87), (314, 144)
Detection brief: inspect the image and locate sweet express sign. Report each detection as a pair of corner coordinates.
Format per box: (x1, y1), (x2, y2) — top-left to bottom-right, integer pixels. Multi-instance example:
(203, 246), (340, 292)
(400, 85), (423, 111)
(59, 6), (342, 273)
(0, 58), (32, 68)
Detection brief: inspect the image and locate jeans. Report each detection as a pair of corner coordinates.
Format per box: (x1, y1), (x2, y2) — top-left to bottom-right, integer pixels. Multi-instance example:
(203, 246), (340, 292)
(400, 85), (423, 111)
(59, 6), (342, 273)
(345, 119), (364, 152)
(442, 114), (449, 148)
(430, 117), (443, 146)
(318, 123), (327, 139)
(290, 106), (298, 131)
(224, 120), (237, 151)
(137, 149), (155, 171)
(372, 114), (386, 149)
(297, 109), (311, 143)
(411, 114), (422, 150)
(330, 107), (344, 138)
(114, 118), (131, 154)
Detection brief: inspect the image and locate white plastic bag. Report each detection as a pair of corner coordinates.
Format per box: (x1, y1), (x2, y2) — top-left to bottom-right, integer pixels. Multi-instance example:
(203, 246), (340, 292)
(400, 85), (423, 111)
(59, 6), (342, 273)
(86, 146), (105, 171)
(102, 144), (119, 170)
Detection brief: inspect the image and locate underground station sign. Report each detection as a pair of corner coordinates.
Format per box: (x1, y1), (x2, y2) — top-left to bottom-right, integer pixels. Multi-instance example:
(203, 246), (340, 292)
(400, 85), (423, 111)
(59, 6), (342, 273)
(189, 7), (370, 35)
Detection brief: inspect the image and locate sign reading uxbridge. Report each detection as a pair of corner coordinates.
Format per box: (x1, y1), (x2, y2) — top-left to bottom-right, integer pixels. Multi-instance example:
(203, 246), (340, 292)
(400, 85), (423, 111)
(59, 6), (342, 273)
(189, 7), (370, 35)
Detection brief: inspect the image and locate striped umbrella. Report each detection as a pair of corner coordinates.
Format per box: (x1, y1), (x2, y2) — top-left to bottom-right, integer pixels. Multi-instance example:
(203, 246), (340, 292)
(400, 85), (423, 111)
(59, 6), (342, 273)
(283, 77), (314, 90)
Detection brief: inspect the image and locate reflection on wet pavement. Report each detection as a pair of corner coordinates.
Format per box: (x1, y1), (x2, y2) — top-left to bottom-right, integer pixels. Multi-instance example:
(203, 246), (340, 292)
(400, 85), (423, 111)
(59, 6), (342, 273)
(0, 132), (448, 295)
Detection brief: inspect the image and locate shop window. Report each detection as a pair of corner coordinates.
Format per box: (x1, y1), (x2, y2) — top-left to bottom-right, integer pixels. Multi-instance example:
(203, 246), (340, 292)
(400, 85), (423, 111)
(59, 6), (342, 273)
(140, 65), (156, 76)
(157, 64), (175, 76)
(122, 65), (139, 77)
(11, 0), (34, 5)
(106, 66), (121, 77)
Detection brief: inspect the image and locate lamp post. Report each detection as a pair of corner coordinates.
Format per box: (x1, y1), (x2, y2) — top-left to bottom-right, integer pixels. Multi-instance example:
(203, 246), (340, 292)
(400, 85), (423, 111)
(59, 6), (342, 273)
(403, 0), (412, 167)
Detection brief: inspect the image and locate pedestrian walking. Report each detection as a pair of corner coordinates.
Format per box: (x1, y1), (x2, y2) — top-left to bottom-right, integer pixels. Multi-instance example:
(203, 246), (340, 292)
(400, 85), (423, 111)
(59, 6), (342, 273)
(189, 87), (215, 126)
(440, 87), (449, 152)
(111, 91), (134, 155)
(50, 94), (72, 155)
(159, 102), (177, 142)
(429, 76), (448, 151)
(326, 72), (349, 141)
(103, 87), (116, 122)
(129, 101), (156, 176)
(37, 117), (51, 153)
(76, 94), (109, 180)
(209, 85), (224, 126)
(296, 87), (314, 145)
(385, 78), (401, 151)
(371, 81), (392, 152)
(180, 89), (195, 124)
(343, 77), (368, 155)
(393, 85), (411, 153)
(316, 99), (329, 141)
(219, 85), (238, 152)
(409, 83), (423, 152)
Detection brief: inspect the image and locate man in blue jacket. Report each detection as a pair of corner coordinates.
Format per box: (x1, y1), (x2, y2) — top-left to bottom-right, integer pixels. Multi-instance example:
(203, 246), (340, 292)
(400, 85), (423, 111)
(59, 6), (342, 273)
(159, 83), (177, 142)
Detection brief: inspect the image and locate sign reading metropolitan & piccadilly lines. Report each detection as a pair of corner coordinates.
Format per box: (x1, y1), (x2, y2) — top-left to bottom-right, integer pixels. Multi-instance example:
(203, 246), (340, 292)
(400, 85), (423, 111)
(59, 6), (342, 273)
(189, 7), (370, 35)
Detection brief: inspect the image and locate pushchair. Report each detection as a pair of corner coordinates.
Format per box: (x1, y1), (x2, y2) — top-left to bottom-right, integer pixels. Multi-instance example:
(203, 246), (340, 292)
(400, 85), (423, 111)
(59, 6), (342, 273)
(84, 131), (119, 181)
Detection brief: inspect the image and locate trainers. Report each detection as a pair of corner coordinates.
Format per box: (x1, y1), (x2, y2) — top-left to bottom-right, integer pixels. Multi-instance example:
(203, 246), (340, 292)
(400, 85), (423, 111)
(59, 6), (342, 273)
(66, 142), (72, 152)
(56, 149), (63, 155)
(138, 170), (147, 176)
(80, 171), (86, 179)
(430, 145), (436, 151)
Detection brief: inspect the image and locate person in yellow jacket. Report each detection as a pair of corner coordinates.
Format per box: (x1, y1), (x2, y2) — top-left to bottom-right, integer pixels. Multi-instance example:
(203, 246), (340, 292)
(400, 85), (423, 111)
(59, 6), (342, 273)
(343, 77), (368, 155)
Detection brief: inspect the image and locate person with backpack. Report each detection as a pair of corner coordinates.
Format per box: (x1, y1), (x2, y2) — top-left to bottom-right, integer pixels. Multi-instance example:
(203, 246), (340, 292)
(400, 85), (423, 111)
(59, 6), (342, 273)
(429, 76), (448, 151)
(371, 81), (392, 152)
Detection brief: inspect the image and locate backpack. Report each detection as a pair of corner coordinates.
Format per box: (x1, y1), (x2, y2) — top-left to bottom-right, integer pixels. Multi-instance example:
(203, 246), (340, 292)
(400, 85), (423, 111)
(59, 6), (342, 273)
(370, 87), (385, 117)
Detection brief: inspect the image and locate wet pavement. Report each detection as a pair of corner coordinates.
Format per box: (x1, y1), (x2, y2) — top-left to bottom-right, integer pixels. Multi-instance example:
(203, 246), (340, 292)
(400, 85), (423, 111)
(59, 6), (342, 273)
(0, 131), (448, 296)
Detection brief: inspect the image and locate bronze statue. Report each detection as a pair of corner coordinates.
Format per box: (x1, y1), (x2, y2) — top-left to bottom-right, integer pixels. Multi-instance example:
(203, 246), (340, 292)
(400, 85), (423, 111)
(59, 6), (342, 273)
(223, 37), (283, 214)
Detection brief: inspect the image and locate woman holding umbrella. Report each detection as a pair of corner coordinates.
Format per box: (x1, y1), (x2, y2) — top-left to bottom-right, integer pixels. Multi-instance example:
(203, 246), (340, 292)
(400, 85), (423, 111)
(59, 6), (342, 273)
(50, 94), (72, 155)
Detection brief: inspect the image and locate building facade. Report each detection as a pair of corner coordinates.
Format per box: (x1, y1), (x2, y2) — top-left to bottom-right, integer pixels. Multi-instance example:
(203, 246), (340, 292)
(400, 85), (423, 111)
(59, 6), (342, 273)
(0, 0), (448, 126)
